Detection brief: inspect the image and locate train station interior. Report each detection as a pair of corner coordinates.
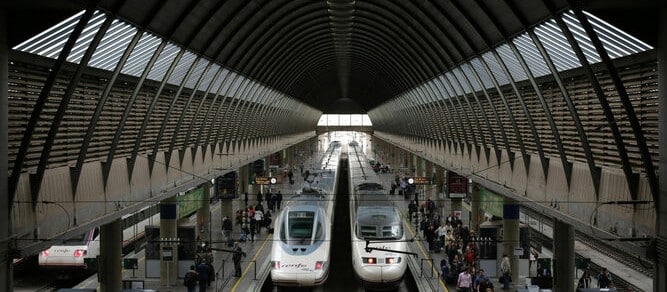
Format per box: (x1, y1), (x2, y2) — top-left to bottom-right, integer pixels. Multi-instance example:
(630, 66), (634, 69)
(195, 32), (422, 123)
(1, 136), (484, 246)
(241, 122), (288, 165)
(1, 1), (665, 291)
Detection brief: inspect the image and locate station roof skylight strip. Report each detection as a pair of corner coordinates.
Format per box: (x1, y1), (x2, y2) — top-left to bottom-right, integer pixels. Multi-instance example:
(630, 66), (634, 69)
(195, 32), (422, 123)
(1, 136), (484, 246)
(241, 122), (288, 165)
(11, 9), (295, 106)
(390, 9), (653, 103)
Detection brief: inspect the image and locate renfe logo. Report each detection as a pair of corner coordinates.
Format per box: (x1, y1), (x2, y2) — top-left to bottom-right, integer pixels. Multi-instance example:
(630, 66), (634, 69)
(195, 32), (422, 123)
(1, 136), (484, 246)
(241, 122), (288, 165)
(281, 263), (308, 269)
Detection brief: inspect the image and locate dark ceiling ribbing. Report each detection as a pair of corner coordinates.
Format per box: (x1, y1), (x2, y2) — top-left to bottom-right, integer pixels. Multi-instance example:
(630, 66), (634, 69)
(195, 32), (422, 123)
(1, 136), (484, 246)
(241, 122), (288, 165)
(6, 0), (658, 113)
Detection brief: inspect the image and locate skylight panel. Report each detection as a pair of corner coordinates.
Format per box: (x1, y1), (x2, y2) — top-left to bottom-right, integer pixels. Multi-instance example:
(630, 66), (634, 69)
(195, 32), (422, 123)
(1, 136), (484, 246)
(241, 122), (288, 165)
(513, 34), (550, 78)
(582, 11), (653, 57)
(496, 44), (527, 82)
(13, 10), (85, 56)
(67, 11), (108, 64)
(562, 12), (601, 64)
(218, 71), (238, 96)
(460, 63), (483, 92)
(534, 20), (581, 71)
(469, 58), (494, 89)
(198, 64), (222, 92)
(167, 52), (197, 85)
(183, 58), (209, 89)
(481, 52), (509, 86)
(89, 20), (137, 71)
(121, 34), (161, 76)
(209, 68), (230, 97)
(146, 44), (180, 81)
(452, 67), (472, 94)
(444, 72), (464, 96)
(434, 76), (451, 100)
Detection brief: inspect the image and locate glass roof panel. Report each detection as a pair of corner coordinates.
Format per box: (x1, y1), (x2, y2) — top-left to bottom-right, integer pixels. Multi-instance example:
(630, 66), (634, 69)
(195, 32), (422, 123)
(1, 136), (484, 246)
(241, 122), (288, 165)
(513, 34), (550, 78)
(167, 52), (197, 85)
(534, 20), (581, 72)
(89, 20), (137, 71)
(481, 52), (509, 86)
(66, 11), (107, 64)
(121, 33), (161, 76)
(460, 63), (483, 92)
(495, 44), (527, 82)
(451, 67), (473, 94)
(582, 11), (653, 57)
(182, 58), (209, 89)
(562, 11), (601, 64)
(444, 72), (464, 96)
(146, 44), (181, 81)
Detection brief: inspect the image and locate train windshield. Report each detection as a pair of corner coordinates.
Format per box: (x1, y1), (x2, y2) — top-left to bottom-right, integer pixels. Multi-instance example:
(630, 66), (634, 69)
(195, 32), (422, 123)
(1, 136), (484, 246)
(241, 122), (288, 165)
(359, 224), (402, 240)
(281, 211), (323, 245)
(61, 229), (95, 245)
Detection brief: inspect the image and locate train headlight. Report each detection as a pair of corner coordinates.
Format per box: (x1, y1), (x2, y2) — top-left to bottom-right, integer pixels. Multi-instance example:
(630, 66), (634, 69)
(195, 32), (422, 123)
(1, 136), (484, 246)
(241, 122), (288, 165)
(315, 261), (324, 270)
(362, 257), (377, 264)
(271, 261), (280, 269)
(385, 257), (401, 264)
(73, 249), (86, 257)
(42, 250), (49, 257)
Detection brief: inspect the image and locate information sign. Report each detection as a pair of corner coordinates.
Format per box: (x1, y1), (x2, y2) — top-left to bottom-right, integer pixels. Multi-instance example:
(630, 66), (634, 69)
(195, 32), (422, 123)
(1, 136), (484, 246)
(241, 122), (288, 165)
(123, 258), (138, 269)
(409, 177), (432, 185)
(254, 177), (275, 185)
(162, 246), (173, 262)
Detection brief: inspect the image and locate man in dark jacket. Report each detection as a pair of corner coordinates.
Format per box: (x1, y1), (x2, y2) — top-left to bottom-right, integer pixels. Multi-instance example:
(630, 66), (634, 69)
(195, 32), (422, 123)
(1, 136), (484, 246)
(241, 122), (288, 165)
(196, 261), (210, 291)
(232, 242), (246, 277)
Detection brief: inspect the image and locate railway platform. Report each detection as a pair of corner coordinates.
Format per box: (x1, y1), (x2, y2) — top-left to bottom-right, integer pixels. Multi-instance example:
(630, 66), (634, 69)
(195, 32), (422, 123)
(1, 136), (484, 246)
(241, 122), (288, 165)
(73, 163), (313, 292)
(377, 171), (652, 292)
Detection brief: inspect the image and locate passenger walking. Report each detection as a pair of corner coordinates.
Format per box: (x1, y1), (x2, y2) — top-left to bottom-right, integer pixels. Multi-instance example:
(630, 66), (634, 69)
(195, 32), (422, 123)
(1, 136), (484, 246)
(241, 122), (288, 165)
(232, 242), (247, 277)
(196, 261), (210, 292)
(578, 270), (592, 288)
(456, 267), (473, 292)
(597, 267), (613, 288)
(221, 216), (233, 245)
(184, 265), (198, 292)
(500, 254), (511, 290)
(276, 191), (283, 209)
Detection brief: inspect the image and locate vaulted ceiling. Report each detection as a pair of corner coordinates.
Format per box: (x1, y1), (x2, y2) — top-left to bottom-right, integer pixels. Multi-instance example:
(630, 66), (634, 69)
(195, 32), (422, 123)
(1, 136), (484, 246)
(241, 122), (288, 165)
(5, 0), (658, 113)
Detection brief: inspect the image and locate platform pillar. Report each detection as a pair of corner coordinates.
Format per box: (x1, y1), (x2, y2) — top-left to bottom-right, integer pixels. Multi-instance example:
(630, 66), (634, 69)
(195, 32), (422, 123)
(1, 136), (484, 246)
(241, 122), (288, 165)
(448, 171), (463, 219)
(502, 200), (520, 287)
(435, 165), (445, 216)
(197, 183), (212, 243)
(99, 219), (122, 292)
(471, 182), (482, 234)
(239, 164), (250, 195)
(0, 8), (11, 292)
(553, 219), (574, 292)
(160, 196), (178, 286)
(656, 2), (667, 291)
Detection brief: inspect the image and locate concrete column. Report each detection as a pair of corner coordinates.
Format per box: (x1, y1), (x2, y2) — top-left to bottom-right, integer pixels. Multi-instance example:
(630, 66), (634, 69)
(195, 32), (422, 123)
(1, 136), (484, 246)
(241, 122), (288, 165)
(435, 165), (445, 215)
(239, 164), (250, 195)
(99, 219), (122, 292)
(657, 3), (666, 291)
(553, 219), (574, 292)
(502, 200), (520, 286)
(471, 182), (483, 234)
(0, 8), (11, 292)
(160, 196), (178, 286)
(452, 171), (462, 219)
(197, 184), (212, 243)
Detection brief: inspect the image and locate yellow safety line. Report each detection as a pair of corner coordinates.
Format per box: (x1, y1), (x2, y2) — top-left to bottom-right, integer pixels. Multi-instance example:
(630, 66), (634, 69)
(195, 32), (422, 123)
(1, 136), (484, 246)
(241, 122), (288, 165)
(401, 210), (449, 292)
(231, 233), (272, 292)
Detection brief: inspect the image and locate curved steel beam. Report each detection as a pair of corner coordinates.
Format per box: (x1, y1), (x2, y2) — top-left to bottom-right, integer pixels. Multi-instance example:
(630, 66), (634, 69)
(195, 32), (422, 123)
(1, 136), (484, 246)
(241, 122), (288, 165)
(572, 8), (658, 202)
(9, 5), (96, 206)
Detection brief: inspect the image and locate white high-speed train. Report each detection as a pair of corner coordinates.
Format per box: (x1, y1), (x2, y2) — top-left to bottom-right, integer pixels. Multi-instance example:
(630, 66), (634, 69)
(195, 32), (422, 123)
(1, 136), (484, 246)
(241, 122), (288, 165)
(270, 141), (341, 287)
(348, 142), (408, 290)
(38, 204), (160, 270)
